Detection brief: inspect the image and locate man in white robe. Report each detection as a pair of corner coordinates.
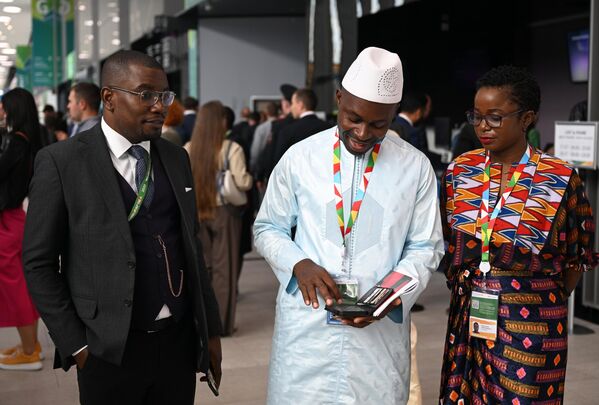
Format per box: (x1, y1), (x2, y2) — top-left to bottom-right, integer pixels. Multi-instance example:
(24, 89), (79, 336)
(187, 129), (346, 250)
(254, 47), (444, 405)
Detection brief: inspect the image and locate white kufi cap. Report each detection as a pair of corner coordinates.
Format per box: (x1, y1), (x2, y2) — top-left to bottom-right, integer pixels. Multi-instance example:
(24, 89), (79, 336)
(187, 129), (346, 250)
(341, 47), (403, 104)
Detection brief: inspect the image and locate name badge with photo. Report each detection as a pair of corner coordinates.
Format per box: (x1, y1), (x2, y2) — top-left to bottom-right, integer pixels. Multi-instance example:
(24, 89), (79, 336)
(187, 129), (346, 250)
(469, 287), (499, 341)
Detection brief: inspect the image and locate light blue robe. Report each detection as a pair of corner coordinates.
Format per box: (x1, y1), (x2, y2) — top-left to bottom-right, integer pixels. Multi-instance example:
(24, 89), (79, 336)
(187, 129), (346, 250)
(254, 127), (444, 404)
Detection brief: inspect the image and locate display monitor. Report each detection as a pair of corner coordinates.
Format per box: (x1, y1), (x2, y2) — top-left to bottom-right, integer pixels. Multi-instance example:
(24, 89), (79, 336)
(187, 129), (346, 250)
(568, 29), (589, 83)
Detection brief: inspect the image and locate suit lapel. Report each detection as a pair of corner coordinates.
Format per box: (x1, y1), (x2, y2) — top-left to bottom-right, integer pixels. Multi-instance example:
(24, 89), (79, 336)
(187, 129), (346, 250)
(78, 127), (134, 253)
(153, 140), (193, 234)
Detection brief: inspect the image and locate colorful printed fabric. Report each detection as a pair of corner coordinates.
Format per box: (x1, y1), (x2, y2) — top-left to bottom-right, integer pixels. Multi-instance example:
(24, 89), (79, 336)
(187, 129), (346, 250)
(439, 148), (597, 405)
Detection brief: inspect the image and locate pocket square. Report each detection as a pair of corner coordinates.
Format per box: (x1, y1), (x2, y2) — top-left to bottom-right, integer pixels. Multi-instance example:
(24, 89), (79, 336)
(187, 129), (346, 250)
(185, 187), (192, 192)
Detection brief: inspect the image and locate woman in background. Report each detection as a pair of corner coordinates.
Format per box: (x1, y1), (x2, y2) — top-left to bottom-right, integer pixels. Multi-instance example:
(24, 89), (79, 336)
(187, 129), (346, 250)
(0, 88), (46, 371)
(161, 98), (184, 146)
(439, 66), (597, 404)
(186, 101), (252, 336)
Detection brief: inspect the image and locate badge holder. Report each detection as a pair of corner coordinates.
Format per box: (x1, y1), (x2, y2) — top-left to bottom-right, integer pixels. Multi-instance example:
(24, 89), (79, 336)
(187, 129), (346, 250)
(469, 262), (499, 341)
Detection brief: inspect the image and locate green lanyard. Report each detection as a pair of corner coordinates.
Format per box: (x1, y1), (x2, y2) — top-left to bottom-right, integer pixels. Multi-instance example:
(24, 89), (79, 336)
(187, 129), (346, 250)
(127, 157), (152, 222)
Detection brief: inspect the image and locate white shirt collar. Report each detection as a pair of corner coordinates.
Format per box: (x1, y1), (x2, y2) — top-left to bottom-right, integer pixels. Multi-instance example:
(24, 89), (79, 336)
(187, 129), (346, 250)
(398, 113), (414, 127)
(101, 117), (150, 159)
(300, 111), (315, 119)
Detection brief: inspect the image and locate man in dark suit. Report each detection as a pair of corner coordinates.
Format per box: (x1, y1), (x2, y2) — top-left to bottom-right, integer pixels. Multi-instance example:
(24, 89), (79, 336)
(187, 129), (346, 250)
(273, 88), (331, 164)
(23, 50), (222, 405)
(389, 92), (427, 143)
(176, 96), (198, 145)
(254, 83), (297, 182)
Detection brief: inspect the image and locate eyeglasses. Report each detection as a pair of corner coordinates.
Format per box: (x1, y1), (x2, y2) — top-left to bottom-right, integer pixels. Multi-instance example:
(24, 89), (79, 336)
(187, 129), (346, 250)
(108, 86), (176, 107)
(465, 109), (523, 128)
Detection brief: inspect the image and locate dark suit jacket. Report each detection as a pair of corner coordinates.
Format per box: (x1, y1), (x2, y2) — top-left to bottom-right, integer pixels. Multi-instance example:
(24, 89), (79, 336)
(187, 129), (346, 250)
(389, 115), (414, 141)
(22, 124), (220, 372)
(273, 114), (331, 165)
(176, 113), (196, 145)
(254, 114), (295, 181)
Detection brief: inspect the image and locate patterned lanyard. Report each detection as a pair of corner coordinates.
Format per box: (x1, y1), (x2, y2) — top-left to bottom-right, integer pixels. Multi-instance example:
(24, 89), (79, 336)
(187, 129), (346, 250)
(333, 129), (381, 246)
(479, 145), (532, 273)
(127, 157), (152, 222)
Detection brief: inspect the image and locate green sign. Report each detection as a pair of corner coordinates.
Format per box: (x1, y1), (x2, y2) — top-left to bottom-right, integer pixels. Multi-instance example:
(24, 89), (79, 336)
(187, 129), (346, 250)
(188, 30), (197, 98)
(31, 0), (74, 87)
(16, 45), (33, 91)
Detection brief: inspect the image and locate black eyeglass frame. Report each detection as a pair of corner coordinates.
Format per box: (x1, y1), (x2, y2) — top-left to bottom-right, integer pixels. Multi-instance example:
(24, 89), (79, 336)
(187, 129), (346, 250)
(107, 86), (176, 107)
(465, 109), (525, 128)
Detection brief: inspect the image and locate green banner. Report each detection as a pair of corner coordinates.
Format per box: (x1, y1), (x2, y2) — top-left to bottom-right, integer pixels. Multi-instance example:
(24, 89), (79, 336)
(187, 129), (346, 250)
(31, 0), (74, 88)
(16, 45), (33, 91)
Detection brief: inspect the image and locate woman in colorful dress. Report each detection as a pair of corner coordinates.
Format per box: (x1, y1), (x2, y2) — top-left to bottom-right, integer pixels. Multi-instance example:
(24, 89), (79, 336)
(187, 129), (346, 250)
(439, 65), (597, 404)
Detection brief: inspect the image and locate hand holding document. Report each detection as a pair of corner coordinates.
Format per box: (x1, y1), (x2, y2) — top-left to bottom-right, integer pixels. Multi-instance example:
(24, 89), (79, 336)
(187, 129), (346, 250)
(325, 270), (418, 318)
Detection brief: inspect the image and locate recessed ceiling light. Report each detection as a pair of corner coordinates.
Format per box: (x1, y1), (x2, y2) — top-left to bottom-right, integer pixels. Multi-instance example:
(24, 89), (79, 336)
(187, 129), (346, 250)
(6, 24), (12, 31)
(112, 16), (120, 23)
(79, 4), (86, 11)
(0, 55), (9, 60)
(0, 0), (15, 3)
(84, 20), (93, 26)
(0, 42), (8, 48)
(1, 48), (16, 54)
(2, 6), (20, 13)
(0, 61), (12, 66)
(0, 16), (11, 23)
(111, 39), (120, 46)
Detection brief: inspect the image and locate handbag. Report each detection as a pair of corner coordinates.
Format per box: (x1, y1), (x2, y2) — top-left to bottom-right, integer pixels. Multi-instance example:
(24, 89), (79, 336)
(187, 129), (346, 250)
(217, 140), (247, 206)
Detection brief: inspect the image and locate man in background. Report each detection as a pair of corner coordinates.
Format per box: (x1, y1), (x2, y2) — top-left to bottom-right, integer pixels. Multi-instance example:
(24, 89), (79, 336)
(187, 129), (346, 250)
(272, 88), (331, 164)
(67, 82), (101, 137)
(177, 96), (198, 145)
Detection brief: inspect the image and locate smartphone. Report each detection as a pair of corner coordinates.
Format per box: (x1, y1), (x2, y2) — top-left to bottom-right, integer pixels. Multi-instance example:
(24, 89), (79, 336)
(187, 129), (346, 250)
(206, 366), (219, 397)
(325, 303), (375, 318)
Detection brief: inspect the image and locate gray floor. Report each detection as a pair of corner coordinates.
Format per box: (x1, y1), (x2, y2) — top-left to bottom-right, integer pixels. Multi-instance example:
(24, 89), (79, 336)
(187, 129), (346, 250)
(1, 253), (598, 404)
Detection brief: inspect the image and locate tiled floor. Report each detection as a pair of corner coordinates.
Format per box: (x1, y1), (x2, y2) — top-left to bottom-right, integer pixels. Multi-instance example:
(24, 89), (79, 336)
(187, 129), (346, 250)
(1, 253), (598, 404)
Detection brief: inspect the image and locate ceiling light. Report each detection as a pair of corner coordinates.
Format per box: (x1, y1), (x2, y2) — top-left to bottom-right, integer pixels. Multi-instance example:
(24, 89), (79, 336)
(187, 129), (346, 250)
(6, 24), (12, 31)
(2, 6), (20, 13)
(107, 2), (117, 7)
(0, 0), (15, 3)
(0, 42), (7, 48)
(111, 39), (120, 46)
(0, 61), (12, 66)
(0, 55), (9, 60)
(112, 16), (119, 23)
(79, 4), (86, 11)
(1, 48), (15, 54)
(0, 16), (10, 23)
(84, 20), (93, 26)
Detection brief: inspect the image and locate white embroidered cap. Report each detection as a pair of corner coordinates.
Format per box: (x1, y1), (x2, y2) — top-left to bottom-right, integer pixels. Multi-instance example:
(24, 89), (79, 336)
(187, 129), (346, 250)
(341, 47), (403, 104)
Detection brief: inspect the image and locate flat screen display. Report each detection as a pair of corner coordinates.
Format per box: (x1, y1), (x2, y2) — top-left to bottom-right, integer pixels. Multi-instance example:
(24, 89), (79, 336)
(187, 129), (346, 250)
(568, 29), (589, 83)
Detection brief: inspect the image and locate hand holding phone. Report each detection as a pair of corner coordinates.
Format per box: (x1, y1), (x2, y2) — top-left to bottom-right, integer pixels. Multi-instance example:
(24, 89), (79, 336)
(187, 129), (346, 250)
(206, 366), (219, 396)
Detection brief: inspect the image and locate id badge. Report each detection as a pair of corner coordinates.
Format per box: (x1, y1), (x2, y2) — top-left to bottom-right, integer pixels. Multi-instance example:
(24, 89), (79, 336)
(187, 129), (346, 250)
(327, 277), (358, 325)
(469, 286), (499, 341)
